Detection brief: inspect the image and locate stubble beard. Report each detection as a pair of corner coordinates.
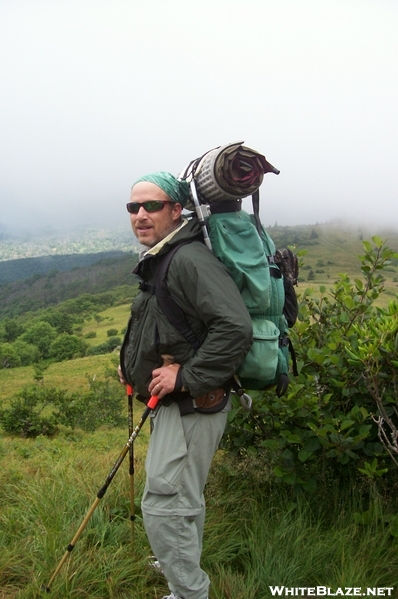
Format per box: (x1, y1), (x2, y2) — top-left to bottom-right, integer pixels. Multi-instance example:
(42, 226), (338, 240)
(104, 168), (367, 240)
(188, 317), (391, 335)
(136, 220), (181, 248)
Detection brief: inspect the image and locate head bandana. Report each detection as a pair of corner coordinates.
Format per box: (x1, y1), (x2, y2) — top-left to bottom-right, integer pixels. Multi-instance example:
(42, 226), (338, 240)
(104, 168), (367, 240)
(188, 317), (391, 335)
(133, 171), (190, 207)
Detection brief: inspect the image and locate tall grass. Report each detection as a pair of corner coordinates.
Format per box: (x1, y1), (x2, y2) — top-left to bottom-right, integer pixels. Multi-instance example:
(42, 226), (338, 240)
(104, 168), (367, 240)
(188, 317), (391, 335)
(1, 428), (398, 599)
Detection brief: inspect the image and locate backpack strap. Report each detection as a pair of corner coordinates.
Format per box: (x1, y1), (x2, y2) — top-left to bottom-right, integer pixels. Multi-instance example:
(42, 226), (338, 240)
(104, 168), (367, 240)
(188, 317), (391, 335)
(140, 241), (202, 351)
(276, 374), (289, 398)
(288, 337), (298, 377)
(280, 336), (298, 378)
(140, 240), (232, 416)
(251, 189), (262, 235)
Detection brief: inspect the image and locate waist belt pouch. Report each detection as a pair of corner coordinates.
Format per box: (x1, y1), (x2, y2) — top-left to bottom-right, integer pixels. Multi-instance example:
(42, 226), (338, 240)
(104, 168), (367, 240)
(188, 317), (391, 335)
(237, 317), (279, 382)
(194, 388), (228, 414)
(162, 389), (228, 416)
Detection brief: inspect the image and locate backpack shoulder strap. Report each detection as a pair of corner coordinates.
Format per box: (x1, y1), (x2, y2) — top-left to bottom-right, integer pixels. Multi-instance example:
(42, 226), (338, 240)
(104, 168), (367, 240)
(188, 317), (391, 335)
(142, 241), (202, 350)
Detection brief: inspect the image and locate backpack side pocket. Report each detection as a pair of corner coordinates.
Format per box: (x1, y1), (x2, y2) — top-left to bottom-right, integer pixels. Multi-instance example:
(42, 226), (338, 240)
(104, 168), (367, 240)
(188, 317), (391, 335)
(237, 316), (279, 383)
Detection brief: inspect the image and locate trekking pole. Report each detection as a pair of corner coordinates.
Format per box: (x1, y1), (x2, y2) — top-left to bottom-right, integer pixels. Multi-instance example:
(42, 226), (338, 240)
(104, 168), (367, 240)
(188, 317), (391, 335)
(43, 355), (174, 593)
(127, 384), (135, 540)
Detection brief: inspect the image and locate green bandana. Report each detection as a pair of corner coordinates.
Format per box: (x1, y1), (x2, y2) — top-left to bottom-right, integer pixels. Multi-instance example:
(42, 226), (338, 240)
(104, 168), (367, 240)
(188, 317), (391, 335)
(133, 172), (190, 207)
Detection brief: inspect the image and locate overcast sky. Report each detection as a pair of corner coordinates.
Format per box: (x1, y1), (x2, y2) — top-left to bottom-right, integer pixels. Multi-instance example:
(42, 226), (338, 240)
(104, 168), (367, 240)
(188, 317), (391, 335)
(1, 0), (397, 236)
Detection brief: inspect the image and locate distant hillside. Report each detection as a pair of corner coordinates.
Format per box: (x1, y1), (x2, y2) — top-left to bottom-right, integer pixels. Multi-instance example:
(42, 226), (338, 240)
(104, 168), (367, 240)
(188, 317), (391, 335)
(276, 222), (398, 290)
(0, 250), (129, 285)
(0, 224), (138, 262)
(0, 221), (397, 319)
(0, 252), (139, 318)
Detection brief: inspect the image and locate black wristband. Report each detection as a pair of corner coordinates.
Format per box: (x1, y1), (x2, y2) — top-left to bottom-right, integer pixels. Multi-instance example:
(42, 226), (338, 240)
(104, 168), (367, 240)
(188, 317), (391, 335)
(173, 366), (183, 393)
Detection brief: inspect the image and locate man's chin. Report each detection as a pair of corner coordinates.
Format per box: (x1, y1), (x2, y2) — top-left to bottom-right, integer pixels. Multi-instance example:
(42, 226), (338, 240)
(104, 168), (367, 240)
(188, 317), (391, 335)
(137, 234), (154, 247)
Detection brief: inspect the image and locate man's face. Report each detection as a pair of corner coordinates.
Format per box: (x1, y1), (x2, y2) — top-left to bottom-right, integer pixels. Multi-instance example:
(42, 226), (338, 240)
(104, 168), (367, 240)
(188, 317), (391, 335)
(129, 181), (183, 248)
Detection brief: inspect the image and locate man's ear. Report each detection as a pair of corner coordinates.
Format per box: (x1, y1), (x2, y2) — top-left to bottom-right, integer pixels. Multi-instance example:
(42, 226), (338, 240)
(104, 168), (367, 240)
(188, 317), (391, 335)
(172, 202), (183, 219)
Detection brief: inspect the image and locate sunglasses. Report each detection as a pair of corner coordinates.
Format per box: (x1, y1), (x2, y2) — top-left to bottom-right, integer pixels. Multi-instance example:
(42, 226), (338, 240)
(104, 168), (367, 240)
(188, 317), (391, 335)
(126, 200), (174, 214)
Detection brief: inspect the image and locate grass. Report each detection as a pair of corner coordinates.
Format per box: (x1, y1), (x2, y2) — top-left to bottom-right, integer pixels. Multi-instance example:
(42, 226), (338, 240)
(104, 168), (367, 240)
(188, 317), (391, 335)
(80, 304), (131, 347)
(1, 428), (398, 598)
(242, 500), (395, 591)
(1, 224), (398, 597)
(0, 428), (151, 598)
(0, 354), (117, 403)
(295, 223), (398, 300)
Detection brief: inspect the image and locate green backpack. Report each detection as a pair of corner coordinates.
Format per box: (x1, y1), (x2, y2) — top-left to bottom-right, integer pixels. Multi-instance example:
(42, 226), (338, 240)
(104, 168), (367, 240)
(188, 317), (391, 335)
(176, 141), (298, 396)
(207, 209), (297, 395)
(151, 206), (298, 397)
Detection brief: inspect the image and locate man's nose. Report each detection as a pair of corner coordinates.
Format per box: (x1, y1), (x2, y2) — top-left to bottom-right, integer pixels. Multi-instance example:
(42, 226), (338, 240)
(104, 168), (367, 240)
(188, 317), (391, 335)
(135, 205), (148, 217)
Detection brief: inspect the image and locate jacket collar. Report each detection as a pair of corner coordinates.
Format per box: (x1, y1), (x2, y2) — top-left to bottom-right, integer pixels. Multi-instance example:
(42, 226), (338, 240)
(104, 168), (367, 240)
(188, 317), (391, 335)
(142, 217), (189, 258)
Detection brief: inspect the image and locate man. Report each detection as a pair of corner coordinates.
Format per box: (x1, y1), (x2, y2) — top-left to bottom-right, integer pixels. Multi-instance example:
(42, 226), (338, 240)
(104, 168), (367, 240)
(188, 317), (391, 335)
(119, 171), (252, 599)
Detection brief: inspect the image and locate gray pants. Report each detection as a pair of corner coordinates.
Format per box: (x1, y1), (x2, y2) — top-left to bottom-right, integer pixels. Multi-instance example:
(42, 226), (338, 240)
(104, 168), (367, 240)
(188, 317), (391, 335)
(141, 401), (228, 599)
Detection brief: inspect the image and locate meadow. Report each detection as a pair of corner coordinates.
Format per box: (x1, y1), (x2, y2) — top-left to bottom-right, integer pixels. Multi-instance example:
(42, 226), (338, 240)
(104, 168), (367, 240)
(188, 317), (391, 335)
(1, 224), (398, 598)
(2, 420), (398, 599)
(1, 348), (398, 598)
(288, 222), (398, 306)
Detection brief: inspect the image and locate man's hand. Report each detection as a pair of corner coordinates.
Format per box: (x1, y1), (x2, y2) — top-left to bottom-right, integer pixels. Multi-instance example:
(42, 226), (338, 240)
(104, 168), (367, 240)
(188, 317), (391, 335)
(118, 365), (127, 386)
(149, 362), (181, 399)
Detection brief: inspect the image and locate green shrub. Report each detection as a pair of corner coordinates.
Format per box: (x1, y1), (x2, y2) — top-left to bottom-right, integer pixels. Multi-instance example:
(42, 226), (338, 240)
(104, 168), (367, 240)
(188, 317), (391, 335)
(0, 317), (24, 342)
(20, 321), (57, 359)
(53, 376), (125, 431)
(0, 375), (125, 437)
(223, 237), (398, 491)
(84, 330), (97, 338)
(107, 328), (118, 337)
(49, 333), (87, 361)
(0, 386), (61, 437)
(0, 342), (21, 368)
(11, 339), (40, 366)
(40, 309), (74, 334)
(87, 336), (121, 355)
(307, 269), (315, 280)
